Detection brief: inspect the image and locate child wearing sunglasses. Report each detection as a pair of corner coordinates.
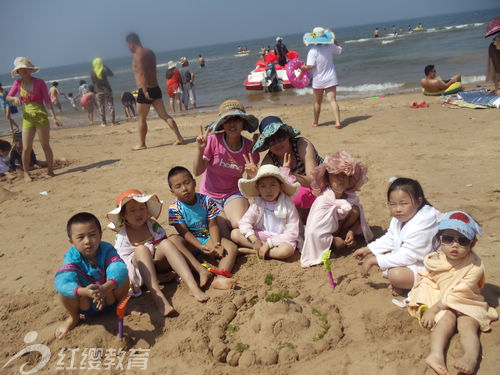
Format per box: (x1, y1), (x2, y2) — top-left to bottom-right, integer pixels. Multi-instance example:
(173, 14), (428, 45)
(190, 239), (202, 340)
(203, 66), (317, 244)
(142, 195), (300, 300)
(408, 211), (498, 375)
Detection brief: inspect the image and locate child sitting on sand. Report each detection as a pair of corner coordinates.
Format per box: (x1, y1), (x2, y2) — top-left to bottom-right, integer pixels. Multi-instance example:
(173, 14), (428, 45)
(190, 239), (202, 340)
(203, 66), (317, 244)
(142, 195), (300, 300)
(301, 151), (373, 267)
(231, 164), (301, 259)
(0, 140), (12, 176)
(408, 211), (498, 375)
(168, 166), (238, 290)
(54, 212), (129, 339)
(8, 131), (47, 172)
(107, 189), (209, 315)
(354, 177), (441, 295)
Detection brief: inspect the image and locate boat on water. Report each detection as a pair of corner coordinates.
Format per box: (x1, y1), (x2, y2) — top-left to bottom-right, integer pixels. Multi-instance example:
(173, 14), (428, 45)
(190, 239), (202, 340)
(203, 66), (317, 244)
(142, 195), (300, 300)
(244, 51), (299, 92)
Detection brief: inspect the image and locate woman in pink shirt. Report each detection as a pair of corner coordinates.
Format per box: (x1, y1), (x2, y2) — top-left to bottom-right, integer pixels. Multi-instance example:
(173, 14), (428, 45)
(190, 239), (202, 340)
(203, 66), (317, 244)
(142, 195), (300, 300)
(193, 100), (259, 230)
(7, 57), (62, 182)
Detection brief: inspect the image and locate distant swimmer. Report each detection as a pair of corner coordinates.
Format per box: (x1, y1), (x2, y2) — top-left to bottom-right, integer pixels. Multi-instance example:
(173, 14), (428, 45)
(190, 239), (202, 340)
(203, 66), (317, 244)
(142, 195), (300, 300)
(408, 25), (412, 32)
(198, 54), (205, 68)
(374, 28), (380, 38)
(421, 64), (461, 93)
(392, 25), (397, 36)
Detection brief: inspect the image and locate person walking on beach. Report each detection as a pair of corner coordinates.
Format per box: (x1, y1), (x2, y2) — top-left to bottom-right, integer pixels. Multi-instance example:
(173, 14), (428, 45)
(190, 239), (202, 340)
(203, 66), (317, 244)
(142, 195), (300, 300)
(90, 58), (117, 126)
(126, 33), (184, 149)
(7, 57), (63, 182)
(179, 57), (196, 111)
(0, 83), (19, 133)
(49, 82), (62, 113)
(301, 27), (343, 129)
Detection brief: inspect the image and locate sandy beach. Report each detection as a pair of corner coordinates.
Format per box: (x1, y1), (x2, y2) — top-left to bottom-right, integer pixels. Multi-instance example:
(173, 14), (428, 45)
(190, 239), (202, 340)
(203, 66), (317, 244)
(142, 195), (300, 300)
(1, 91), (499, 375)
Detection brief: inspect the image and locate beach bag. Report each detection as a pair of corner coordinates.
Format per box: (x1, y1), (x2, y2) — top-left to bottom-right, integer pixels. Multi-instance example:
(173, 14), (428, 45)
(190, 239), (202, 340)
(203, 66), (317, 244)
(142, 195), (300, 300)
(10, 105), (18, 114)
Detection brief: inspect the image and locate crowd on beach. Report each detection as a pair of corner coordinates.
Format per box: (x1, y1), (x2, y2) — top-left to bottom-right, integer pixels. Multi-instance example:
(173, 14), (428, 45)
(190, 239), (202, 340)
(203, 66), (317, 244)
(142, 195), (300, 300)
(1, 24), (500, 375)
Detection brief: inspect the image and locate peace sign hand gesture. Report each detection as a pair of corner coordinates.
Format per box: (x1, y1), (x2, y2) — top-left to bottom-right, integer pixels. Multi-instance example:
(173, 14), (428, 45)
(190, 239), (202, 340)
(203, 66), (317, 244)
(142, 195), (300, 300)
(196, 125), (210, 151)
(243, 152), (258, 178)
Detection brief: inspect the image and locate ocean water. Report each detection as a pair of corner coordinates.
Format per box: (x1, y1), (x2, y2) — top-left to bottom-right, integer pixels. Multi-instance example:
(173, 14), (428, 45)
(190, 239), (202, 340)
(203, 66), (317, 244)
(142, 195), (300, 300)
(1, 7), (498, 134)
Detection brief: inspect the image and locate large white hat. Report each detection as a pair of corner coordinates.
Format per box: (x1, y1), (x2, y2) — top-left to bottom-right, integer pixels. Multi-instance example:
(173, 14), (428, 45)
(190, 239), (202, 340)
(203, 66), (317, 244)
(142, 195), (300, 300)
(11, 57), (40, 78)
(238, 165), (300, 198)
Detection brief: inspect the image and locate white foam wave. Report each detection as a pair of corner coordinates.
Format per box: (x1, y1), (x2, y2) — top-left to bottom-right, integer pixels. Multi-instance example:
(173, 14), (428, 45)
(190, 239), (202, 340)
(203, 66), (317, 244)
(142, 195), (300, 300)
(382, 40), (394, 45)
(454, 24), (469, 29)
(345, 38), (371, 44)
(48, 75), (89, 83)
(462, 75), (486, 84)
(473, 23), (485, 27)
(339, 82), (404, 92)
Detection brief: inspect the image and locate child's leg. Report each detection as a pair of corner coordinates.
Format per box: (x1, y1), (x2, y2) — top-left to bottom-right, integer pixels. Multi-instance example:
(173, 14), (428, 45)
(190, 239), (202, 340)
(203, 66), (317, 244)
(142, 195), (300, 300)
(168, 234), (212, 287)
(386, 267), (414, 295)
(132, 245), (175, 316)
(54, 294), (90, 339)
(268, 242), (295, 259)
(104, 278), (130, 306)
(130, 104), (136, 117)
(454, 315), (480, 374)
(425, 310), (457, 375)
(124, 106), (130, 119)
(211, 238), (238, 290)
(335, 206), (360, 248)
(230, 228), (254, 254)
(156, 239), (209, 302)
(170, 97), (175, 112)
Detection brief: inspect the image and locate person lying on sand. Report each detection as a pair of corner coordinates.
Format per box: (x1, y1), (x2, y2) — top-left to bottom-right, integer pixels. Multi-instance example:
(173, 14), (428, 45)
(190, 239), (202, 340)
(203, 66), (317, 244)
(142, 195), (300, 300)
(421, 65), (461, 93)
(54, 213), (129, 339)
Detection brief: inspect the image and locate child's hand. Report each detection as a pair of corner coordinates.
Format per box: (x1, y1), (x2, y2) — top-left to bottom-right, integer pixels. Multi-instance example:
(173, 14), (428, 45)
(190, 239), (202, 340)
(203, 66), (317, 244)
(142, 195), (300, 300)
(213, 242), (224, 257)
(196, 125), (210, 151)
(202, 239), (219, 257)
(360, 255), (377, 277)
(282, 152), (292, 169)
(353, 247), (371, 260)
(345, 230), (355, 247)
(421, 308), (437, 329)
(243, 153), (258, 178)
(252, 239), (263, 252)
(258, 242), (270, 259)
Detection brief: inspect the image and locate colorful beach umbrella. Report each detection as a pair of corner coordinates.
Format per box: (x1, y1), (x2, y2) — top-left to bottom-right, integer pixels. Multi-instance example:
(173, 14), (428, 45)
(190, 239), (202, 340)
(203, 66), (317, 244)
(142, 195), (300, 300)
(485, 16), (500, 38)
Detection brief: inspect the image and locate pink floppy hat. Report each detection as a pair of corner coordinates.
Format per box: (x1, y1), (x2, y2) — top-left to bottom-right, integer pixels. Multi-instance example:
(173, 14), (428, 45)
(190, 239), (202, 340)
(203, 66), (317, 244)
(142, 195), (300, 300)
(310, 151), (368, 195)
(106, 189), (163, 231)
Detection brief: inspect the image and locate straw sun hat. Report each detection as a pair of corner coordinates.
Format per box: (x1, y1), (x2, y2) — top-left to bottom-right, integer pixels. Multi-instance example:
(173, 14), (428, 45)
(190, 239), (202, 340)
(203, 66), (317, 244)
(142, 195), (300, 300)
(167, 60), (177, 70)
(207, 99), (258, 133)
(107, 189), (163, 231)
(238, 164), (300, 199)
(11, 57), (40, 78)
(303, 27), (335, 46)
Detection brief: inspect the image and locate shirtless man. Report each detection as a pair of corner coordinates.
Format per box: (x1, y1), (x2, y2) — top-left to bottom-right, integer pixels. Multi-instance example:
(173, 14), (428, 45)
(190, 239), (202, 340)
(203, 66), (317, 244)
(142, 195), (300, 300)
(49, 82), (62, 112)
(125, 32), (184, 150)
(421, 65), (461, 93)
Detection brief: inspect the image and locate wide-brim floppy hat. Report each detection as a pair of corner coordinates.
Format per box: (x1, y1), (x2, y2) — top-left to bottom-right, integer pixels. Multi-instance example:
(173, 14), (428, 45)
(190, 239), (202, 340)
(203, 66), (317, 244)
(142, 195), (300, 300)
(107, 189), (163, 231)
(207, 99), (259, 133)
(252, 115), (300, 153)
(303, 27), (335, 46)
(11, 57), (40, 78)
(439, 211), (482, 240)
(238, 164), (300, 198)
(167, 60), (176, 70)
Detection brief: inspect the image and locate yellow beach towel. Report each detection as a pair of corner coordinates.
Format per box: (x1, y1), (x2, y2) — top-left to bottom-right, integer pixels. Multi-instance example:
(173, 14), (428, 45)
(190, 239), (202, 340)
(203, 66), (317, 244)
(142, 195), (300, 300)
(93, 58), (104, 80)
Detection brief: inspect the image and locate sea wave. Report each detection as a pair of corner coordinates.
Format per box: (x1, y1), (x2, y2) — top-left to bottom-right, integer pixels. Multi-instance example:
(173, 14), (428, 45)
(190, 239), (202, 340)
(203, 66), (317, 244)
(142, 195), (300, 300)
(462, 75), (486, 84)
(339, 82), (405, 92)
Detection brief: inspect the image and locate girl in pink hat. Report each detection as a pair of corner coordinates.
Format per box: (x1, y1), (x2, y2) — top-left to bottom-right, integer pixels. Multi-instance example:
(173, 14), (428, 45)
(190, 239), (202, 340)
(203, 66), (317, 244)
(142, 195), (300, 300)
(107, 189), (209, 316)
(301, 151), (373, 267)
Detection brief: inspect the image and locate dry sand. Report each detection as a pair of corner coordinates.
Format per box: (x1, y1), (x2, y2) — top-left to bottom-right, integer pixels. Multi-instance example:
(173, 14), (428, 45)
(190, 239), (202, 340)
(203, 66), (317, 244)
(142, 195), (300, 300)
(1, 92), (499, 375)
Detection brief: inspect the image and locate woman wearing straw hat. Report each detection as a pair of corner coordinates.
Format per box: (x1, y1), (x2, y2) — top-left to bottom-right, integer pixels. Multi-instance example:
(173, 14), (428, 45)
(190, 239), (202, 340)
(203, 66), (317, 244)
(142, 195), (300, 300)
(301, 27), (343, 129)
(194, 99), (259, 230)
(251, 116), (323, 222)
(7, 57), (63, 182)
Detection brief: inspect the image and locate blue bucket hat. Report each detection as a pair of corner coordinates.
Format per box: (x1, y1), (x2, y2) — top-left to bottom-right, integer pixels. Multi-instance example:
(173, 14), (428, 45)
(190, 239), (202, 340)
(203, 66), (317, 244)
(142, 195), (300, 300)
(303, 27), (335, 46)
(252, 116), (300, 153)
(207, 99), (258, 133)
(439, 211), (482, 240)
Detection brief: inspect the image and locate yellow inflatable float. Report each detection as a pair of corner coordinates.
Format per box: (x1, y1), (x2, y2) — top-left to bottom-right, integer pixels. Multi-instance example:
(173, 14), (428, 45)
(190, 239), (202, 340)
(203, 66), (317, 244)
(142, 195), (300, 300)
(422, 82), (463, 96)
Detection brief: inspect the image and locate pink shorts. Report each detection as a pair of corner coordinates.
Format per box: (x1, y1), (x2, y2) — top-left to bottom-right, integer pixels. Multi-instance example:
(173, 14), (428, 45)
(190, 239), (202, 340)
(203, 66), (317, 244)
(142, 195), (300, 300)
(255, 230), (296, 249)
(291, 186), (317, 209)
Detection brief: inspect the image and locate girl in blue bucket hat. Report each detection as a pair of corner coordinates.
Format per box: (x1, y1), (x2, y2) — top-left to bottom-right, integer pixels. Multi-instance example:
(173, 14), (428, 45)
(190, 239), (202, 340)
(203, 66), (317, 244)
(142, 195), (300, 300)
(250, 115), (323, 222)
(408, 210), (497, 375)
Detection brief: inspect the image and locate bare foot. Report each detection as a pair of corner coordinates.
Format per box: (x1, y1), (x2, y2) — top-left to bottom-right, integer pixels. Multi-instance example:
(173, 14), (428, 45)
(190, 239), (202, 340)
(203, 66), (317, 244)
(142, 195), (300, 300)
(189, 288), (210, 302)
(237, 247), (254, 255)
(157, 271), (177, 284)
(212, 276), (236, 290)
(334, 123), (342, 129)
(173, 139), (184, 146)
(55, 315), (79, 339)
(45, 171), (55, 178)
(132, 145), (147, 151)
(199, 267), (213, 288)
(332, 236), (346, 250)
(454, 355), (477, 374)
(425, 352), (450, 375)
(151, 293), (176, 317)
(24, 173), (32, 183)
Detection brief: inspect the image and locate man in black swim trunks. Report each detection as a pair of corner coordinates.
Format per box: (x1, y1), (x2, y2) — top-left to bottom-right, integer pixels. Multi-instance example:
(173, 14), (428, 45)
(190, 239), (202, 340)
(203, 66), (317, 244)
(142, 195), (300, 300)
(126, 33), (184, 150)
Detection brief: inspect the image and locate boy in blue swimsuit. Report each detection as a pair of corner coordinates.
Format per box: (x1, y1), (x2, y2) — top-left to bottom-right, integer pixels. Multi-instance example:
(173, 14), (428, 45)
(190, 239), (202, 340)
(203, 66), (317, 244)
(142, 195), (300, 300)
(168, 166), (237, 290)
(54, 212), (129, 339)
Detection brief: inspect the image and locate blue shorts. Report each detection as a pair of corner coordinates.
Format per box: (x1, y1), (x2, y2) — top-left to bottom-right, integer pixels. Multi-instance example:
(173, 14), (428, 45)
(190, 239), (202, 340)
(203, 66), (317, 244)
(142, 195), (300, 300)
(80, 301), (117, 317)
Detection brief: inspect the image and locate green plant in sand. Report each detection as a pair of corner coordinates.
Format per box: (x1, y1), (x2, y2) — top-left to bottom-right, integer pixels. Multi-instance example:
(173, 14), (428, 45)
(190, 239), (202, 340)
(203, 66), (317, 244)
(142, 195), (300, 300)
(226, 324), (239, 333)
(236, 343), (249, 352)
(312, 308), (330, 341)
(277, 341), (296, 351)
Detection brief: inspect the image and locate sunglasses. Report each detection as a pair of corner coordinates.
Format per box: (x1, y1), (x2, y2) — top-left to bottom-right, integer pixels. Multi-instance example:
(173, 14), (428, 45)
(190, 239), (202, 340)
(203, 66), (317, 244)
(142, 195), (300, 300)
(266, 132), (288, 147)
(440, 234), (471, 247)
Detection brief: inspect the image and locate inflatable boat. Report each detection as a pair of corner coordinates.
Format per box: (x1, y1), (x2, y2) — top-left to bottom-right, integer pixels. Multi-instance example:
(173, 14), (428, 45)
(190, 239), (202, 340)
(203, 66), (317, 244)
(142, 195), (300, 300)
(244, 51), (299, 91)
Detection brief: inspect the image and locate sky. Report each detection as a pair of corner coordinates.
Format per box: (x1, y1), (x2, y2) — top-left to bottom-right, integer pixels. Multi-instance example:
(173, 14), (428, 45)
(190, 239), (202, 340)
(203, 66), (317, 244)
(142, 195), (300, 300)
(1, 0), (498, 74)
